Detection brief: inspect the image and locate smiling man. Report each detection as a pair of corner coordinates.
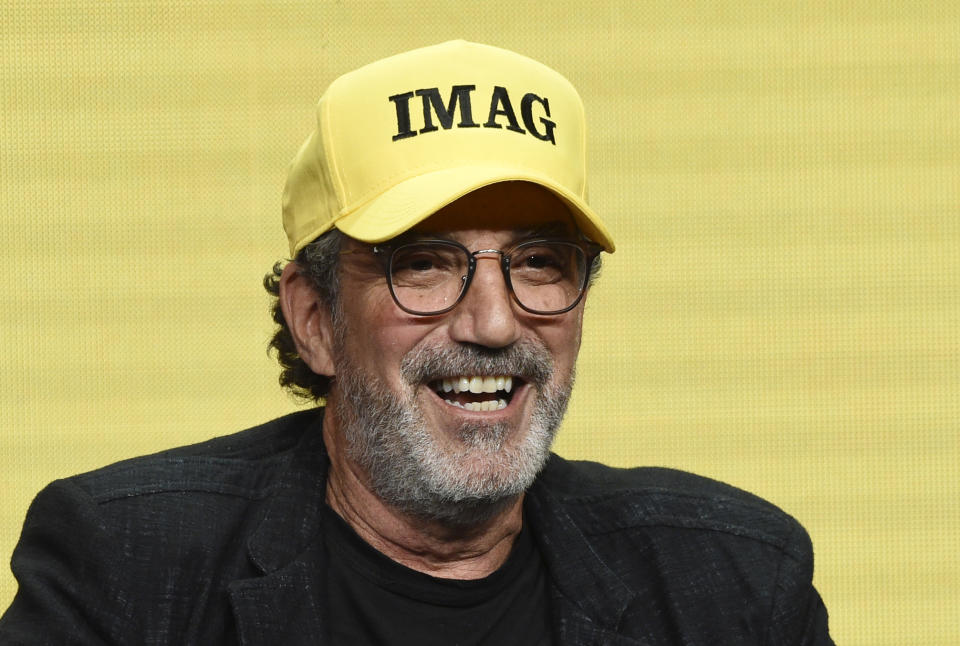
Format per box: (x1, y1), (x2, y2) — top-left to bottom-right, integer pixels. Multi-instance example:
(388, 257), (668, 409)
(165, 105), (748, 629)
(1, 42), (833, 644)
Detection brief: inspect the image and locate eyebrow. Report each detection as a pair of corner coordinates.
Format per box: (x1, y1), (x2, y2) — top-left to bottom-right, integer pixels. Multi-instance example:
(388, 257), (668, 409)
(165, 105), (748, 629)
(398, 222), (578, 246)
(522, 222), (576, 238)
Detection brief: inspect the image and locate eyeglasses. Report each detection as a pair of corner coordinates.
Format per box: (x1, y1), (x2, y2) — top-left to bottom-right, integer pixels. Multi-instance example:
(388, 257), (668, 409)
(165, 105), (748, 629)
(349, 238), (601, 316)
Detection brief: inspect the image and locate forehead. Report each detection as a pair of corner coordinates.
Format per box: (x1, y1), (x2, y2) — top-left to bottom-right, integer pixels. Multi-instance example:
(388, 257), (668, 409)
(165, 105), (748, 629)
(412, 181), (577, 237)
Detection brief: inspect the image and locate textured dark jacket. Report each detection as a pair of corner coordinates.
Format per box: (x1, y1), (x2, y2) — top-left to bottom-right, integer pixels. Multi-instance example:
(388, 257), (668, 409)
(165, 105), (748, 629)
(1, 409), (832, 645)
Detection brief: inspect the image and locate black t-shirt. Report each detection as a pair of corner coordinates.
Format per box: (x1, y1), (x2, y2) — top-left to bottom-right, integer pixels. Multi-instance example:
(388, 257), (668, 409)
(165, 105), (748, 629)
(322, 505), (552, 645)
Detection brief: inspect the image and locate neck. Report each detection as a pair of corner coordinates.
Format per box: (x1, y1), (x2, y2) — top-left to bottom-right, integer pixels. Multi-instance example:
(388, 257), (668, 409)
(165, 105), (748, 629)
(322, 416), (524, 580)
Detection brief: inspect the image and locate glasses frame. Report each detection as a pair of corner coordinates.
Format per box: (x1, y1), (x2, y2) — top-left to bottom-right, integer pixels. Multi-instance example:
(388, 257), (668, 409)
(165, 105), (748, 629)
(359, 237), (602, 317)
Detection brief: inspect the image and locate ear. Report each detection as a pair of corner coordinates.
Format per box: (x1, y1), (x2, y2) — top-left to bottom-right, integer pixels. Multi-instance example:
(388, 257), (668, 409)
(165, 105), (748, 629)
(278, 262), (336, 378)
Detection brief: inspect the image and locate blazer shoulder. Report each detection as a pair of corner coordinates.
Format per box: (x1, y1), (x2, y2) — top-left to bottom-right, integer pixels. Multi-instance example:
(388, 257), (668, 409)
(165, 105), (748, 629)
(532, 458), (833, 643)
(66, 408), (323, 504)
(538, 455), (809, 556)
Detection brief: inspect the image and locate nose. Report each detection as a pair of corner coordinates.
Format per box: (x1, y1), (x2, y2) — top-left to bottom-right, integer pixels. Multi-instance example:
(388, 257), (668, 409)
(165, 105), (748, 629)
(447, 255), (521, 348)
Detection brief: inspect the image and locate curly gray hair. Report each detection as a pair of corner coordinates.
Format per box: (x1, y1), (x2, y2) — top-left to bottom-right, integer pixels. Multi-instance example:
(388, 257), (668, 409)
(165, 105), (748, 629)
(263, 229), (343, 401)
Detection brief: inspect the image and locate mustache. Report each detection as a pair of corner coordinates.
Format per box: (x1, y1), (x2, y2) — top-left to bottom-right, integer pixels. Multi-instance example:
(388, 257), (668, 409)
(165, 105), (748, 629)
(400, 341), (554, 388)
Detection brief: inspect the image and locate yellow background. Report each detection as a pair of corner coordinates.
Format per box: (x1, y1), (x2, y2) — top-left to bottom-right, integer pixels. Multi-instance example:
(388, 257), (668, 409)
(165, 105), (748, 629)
(2, 2), (958, 643)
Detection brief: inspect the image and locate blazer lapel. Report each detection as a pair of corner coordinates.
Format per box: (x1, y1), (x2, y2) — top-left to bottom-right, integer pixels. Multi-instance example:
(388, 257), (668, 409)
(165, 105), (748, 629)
(551, 596), (651, 646)
(526, 477), (646, 646)
(228, 551), (326, 645)
(227, 411), (332, 645)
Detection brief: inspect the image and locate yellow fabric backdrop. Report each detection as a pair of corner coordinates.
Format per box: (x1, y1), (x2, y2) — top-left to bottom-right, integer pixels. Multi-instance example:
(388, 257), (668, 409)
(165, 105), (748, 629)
(2, 2), (958, 643)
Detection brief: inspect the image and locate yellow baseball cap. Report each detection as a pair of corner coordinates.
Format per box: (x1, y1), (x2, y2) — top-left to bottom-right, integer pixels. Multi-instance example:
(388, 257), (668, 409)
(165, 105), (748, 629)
(282, 40), (615, 255)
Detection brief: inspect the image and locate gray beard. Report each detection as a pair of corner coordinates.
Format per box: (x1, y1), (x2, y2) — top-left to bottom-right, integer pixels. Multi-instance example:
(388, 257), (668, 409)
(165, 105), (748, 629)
(331, 341), (573, 526)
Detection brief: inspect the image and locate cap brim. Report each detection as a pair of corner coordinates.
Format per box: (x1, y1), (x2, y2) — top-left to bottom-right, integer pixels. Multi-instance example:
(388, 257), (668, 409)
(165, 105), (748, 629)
(330, 165), (615, 253)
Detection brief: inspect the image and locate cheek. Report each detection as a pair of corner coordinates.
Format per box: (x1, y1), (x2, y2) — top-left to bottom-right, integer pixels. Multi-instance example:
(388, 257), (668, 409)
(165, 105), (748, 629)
(539, 312), (585, 377)
(341, 294), (433, 382)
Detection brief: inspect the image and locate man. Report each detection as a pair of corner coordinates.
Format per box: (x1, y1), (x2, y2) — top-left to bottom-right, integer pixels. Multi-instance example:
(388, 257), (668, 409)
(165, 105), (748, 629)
(1, 41), (833, 644)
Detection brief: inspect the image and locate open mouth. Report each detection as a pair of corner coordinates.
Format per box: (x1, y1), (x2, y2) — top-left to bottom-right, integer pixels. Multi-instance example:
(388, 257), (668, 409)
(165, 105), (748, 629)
(430, 375), (522, 412)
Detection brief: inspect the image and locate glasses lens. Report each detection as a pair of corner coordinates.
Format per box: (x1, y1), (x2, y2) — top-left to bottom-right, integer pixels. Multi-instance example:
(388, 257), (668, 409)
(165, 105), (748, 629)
(509, 241), (587, 313)
(389, 242), (469, 314)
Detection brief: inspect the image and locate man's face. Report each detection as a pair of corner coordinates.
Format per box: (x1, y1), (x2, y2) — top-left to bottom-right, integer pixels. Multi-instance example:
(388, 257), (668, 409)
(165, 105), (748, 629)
(327, 182), (588, 523)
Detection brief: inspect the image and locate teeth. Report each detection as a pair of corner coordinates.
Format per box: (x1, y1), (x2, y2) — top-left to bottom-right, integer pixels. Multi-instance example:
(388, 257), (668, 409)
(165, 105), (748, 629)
(445, 399), (508, 411)
(440, 375), (516, 394)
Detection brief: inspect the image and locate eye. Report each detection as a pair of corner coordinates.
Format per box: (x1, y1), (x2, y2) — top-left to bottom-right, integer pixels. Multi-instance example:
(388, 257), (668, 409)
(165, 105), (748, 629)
(390, 243), (466, 289)
(394, 247), (459, 272)
(519, 251), (559, 269)
(406, 255), (438, 272)
(513, 245), (565, 272)
(509, 242), (585, 289)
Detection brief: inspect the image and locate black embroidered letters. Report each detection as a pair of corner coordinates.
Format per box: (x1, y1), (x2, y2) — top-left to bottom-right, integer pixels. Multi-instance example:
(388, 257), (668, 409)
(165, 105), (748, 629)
(389, 85), (556, 145)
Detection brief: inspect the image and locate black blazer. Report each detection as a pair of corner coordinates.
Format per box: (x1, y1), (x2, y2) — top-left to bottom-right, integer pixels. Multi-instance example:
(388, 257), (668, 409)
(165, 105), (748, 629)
(1, 409), (832, 644)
